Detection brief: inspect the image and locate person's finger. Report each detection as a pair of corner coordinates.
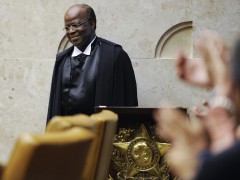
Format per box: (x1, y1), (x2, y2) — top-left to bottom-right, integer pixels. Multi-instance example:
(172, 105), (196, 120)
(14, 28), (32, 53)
(176, 51), (187, 79)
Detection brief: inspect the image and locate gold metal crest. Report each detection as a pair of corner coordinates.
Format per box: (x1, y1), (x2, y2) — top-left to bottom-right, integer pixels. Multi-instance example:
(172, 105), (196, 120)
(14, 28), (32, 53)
(110, 124), (172, 180)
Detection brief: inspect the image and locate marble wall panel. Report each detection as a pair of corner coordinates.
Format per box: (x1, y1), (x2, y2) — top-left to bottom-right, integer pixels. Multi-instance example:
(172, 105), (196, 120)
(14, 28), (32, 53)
(0, 58), (54, 163)
(96, 0), (240, 58)
(132, 58), (210, 108)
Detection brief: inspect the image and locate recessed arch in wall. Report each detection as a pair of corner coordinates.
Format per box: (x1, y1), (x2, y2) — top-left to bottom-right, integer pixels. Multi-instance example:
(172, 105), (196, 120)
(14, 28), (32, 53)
(58, 35), (72, 53)
(155, 21), (193, 59)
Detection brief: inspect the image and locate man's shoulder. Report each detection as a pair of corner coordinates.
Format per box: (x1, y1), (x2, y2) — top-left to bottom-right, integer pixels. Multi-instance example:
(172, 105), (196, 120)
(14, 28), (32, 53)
(99, 37), (122, 48)
(56, 46), (74, 59)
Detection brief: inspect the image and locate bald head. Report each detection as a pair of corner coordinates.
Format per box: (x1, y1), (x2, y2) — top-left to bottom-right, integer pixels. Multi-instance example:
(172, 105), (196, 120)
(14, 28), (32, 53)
(64, 4), (96, 30)
(64, 4), (96, 51)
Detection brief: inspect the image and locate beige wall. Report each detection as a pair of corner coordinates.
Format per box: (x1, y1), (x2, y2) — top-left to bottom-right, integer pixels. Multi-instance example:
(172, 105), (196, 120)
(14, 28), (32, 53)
(0, 0), (240, 163)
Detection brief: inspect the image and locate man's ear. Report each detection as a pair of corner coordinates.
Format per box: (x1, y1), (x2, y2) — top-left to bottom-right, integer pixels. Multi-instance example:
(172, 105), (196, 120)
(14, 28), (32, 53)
(90, 21), (96, 30)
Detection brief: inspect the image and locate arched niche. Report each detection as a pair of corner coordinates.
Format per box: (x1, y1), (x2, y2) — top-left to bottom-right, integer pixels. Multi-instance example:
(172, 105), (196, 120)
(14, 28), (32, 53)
(155, 21), (193, 58)
(57, 35), (72, 53)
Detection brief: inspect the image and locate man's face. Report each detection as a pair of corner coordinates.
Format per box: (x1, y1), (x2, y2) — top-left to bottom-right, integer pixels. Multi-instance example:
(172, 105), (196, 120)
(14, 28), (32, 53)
(64, 7), (95, 51)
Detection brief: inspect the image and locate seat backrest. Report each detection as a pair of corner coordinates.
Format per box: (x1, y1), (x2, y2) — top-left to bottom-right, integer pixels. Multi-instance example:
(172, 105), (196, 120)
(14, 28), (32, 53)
(2, 127), (94, 180)
(45, 110), (118, 180)
(46, 114), (95, 133)
(82, 110), (118, 180)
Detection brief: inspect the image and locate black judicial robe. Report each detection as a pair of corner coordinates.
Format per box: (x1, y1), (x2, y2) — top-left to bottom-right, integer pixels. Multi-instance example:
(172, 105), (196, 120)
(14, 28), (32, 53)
(46, 37), (138, 123)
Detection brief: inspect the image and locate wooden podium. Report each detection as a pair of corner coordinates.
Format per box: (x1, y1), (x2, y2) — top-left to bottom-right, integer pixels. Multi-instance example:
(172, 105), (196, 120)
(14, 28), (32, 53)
(95, 107), (186, 180)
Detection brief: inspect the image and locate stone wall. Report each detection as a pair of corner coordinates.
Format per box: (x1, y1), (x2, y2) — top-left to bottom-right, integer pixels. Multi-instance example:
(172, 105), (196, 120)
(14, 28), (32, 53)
(0, 0), (240, 163)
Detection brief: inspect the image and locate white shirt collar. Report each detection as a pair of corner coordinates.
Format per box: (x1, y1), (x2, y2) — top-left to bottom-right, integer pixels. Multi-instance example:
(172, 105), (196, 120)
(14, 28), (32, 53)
(71, 36), (96, 57)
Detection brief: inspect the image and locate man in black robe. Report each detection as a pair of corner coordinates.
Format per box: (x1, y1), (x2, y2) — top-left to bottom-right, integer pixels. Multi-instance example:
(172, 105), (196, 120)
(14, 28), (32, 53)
(47, 4), (138, 123)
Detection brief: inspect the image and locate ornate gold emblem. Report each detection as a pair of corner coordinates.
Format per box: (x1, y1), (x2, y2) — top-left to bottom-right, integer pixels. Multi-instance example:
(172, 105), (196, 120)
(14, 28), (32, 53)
(112, 124), (171, 179)
(127, 137), (160, 171)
